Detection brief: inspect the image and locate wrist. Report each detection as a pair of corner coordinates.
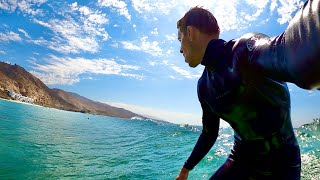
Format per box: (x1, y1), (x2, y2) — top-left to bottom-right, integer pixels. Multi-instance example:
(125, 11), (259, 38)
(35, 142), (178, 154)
(181, 167), (190, 173)
(183, 161), (194, 171)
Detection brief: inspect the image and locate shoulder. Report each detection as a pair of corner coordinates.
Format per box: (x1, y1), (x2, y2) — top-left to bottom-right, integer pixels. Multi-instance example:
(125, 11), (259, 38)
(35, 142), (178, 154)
(232, 33), (270, 52)
(229, 33), (271, 84)
(228, 32), (272, 66)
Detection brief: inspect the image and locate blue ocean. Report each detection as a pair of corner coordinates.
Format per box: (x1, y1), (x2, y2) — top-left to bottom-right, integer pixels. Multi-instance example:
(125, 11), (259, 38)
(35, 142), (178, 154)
(0, 99), (319, 180)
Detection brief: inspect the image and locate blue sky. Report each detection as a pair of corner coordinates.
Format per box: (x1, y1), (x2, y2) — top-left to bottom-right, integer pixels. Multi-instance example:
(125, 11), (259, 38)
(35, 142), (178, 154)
(0, 0), (319, 127)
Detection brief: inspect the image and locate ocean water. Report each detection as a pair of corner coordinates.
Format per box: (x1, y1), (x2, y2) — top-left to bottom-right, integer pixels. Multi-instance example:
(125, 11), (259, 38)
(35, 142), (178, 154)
(0, 99), (319, 180)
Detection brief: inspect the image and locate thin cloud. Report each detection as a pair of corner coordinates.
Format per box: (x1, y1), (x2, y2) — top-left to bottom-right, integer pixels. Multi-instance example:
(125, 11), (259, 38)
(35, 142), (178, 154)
(75, 4), (110, 26)
(30, 2), (109, 54)
(131, 0), (302, 32)
(150, 28), (158, 35)
(245, 0), (269, 9)
(131, 0), (245, 32)
(242, 9), (264, 21)
(307, 90), (319, 97)
(28, 36), (50, 46)
(0, 0), (46, 15)
(30, 71), (81, 85)
(120, 36), (163, 57)
(276, 0), (304, 24)
(148, 61), (156, 66)
(132, 0), (176, 14)
(270, 0), (278, 12)
(31, 55), (143, 85)
(169, 75), (178, 80)
(171, 65), (202, 79)
(18, 28), (31, 39)
(0, 31), (22, 42)
(165, 33), (177, 42)
(132, 24), (137, 31)
(1, 1), (111, 54)
(213, 0), (246, 32)
(98, 0), (131, 20)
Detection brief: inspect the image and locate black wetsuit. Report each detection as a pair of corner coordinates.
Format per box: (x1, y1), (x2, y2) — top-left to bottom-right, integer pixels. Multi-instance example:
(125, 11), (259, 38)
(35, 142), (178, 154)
(181, 0), (320, 178)
(183, 38), (301, 179)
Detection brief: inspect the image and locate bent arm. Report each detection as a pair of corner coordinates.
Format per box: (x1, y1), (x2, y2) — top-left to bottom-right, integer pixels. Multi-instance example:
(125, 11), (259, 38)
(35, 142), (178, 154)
(183, 107), (220, 170)
(283, 0), (320, 89)
(252, 0), (320, 90)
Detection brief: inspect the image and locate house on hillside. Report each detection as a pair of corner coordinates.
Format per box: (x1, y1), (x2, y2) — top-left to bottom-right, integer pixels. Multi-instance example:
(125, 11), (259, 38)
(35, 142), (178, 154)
(8, 91), (18, 98)
(8, 91), (34, 104)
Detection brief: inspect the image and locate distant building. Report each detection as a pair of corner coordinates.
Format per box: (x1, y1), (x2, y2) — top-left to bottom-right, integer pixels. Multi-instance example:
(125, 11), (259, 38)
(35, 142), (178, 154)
(8, 91), (17, 98)
(8, 91), (34, 104)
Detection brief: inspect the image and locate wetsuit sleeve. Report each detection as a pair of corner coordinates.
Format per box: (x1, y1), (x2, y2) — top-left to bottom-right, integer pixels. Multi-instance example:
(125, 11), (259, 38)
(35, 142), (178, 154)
(183, 101), (220, 170)
(251, 0), (320, 90)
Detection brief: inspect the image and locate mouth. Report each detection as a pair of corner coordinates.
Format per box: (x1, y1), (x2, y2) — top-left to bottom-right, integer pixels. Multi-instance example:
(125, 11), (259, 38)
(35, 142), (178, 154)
(182, 53), (188, 63)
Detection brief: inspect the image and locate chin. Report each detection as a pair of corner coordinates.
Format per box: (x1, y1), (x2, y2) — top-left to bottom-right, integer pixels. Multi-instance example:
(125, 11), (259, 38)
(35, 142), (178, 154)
(186, 58), (200, 68)
(188, 63), (197, 68)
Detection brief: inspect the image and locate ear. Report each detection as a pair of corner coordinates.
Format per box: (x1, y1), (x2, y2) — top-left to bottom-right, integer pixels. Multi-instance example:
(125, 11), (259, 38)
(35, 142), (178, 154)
(186, 26), (195, 42)
(186, 26), (199, 42)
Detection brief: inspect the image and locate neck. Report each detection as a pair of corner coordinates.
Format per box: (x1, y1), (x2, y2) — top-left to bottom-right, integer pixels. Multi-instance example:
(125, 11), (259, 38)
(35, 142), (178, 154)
(198, 34), (219, 60)
(201, 39), (227, 67)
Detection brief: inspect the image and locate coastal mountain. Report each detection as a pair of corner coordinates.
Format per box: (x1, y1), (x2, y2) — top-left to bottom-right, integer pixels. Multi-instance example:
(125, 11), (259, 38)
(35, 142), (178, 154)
(51, 88), (143, 119)
(0, 62), (77, 110)
(0, 62), (144, 119)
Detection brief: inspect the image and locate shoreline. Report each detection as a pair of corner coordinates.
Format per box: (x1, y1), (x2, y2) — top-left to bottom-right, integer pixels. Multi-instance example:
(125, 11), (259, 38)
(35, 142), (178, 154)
(0, 97), (143, 120)
(0, 97), (43, 108)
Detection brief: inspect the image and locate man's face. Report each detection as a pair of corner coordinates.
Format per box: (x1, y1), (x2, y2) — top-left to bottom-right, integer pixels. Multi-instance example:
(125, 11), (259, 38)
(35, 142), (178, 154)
(178, 27), (201, 68)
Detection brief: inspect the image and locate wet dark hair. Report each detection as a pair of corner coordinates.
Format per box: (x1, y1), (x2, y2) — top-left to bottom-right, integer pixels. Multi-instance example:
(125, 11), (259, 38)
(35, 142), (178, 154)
(177, 6), (220, 36)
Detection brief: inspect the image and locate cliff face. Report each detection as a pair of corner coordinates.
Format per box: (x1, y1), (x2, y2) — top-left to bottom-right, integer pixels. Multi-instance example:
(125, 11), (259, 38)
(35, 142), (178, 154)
(0, 62), (78, 110)
(0, 62), (143, 119)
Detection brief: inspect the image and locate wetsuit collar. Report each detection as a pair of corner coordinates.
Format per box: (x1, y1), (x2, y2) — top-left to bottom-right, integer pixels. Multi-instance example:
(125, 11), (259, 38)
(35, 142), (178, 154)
(201, 39), (226, 68)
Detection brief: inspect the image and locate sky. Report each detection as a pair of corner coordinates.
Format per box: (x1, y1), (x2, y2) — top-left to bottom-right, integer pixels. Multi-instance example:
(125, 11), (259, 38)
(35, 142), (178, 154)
(0, 0), (319, 128)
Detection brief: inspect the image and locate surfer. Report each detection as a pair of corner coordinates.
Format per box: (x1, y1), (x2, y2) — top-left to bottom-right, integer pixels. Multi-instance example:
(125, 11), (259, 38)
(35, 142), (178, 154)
(175, 0), (319, 179)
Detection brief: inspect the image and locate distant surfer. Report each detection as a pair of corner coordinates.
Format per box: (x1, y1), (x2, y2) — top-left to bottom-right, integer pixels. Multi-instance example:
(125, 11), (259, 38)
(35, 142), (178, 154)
(175, 0), (320, 179)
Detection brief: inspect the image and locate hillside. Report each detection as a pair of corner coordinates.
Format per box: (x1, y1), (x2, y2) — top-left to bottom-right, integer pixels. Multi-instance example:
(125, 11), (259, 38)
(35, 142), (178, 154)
(0, 62), (144, 119)
(0, 62), (78, 111)
(51, 88), (144, 119)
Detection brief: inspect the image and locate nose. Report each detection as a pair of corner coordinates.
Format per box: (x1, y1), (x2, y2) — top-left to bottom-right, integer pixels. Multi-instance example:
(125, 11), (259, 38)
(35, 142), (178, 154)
(180, 48), (183, 54)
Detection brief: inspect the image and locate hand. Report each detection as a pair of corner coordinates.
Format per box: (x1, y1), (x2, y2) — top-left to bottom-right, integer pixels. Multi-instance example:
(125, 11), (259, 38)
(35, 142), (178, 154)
(175, 167), (190, 180)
